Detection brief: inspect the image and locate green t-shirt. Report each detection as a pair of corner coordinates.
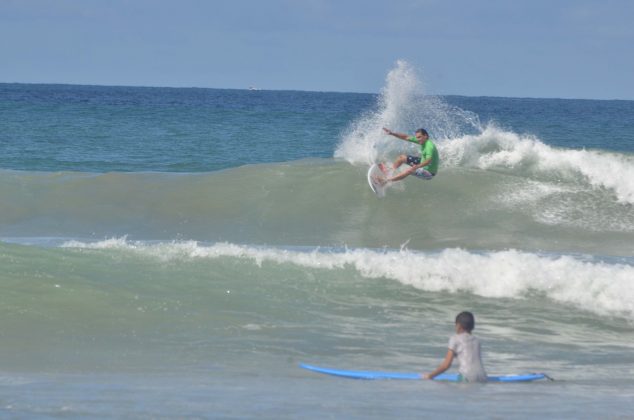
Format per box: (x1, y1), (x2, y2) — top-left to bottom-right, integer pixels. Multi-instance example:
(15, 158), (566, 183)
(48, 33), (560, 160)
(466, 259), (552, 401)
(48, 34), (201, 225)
(407, 137), (439, 174)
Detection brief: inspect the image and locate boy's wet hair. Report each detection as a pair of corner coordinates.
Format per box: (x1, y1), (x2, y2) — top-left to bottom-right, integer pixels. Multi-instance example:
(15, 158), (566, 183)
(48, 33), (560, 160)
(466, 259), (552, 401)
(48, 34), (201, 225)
(415, 128), (429, 137)
(455, 311), (475, 332)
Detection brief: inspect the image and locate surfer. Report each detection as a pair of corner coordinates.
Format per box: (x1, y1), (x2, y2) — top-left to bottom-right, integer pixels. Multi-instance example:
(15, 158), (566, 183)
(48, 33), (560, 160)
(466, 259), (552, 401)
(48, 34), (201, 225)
(381, 127), (439, 182)
(424, 311), (487, 382)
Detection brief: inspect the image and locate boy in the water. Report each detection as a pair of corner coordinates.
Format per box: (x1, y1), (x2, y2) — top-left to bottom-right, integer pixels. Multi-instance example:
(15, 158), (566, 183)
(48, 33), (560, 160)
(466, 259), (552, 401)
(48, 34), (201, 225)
(424, 311), (488, 382)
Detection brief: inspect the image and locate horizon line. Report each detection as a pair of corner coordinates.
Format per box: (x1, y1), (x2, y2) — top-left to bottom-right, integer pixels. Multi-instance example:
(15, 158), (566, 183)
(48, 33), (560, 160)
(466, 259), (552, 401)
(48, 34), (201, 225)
(1, 80), (630, 102)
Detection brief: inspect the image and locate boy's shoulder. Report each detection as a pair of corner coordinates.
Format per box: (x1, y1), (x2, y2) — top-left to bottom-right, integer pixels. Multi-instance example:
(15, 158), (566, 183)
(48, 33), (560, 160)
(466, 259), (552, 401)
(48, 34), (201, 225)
(450, 332), (479, 343)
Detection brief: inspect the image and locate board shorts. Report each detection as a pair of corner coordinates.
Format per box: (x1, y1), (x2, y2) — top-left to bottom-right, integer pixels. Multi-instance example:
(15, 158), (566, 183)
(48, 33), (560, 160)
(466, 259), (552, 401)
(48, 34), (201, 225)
(406, 155), (435, 180)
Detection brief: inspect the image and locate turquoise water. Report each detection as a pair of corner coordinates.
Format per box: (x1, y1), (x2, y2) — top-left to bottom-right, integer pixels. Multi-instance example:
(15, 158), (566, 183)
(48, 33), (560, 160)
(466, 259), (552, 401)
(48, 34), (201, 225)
(1, 62), (634, 418)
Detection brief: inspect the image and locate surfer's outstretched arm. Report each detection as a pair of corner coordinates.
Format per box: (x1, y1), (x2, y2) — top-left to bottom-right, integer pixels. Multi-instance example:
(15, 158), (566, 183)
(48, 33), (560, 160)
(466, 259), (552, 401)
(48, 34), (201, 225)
(383, 127), (410, 141)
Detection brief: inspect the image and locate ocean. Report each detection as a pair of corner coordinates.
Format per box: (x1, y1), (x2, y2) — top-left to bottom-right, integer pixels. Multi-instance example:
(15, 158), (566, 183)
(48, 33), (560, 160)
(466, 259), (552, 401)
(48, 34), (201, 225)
(1, 62), (633, 418)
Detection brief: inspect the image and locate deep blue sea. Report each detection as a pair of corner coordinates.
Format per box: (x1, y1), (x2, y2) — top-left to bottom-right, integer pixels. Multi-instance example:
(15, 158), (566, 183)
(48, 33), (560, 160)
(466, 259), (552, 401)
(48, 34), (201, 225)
(1, 62), (634, 418)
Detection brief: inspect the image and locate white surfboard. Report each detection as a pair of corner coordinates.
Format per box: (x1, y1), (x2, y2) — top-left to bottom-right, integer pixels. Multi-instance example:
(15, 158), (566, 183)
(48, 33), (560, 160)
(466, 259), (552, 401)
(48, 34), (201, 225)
(367, 164), (387, 197)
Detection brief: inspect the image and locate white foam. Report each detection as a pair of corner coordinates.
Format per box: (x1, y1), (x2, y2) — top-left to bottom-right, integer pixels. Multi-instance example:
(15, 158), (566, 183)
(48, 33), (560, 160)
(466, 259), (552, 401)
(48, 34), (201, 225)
(63, 239), (634, 321)
(443, 125), (634, 204)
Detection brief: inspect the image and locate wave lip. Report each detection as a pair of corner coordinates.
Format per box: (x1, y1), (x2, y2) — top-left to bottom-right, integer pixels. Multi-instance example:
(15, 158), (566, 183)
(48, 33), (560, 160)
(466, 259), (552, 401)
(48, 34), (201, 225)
(443, 125), (634, 204)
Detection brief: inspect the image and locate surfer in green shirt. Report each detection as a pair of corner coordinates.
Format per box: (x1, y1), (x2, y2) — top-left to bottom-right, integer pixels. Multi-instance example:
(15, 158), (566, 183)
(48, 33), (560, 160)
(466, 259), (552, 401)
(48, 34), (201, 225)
(381, 127), (439, 182)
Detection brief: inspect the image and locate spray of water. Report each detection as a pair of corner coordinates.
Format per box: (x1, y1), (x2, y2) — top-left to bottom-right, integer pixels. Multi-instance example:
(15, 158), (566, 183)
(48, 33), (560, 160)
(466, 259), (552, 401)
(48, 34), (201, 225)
(334, 60), (481, 165)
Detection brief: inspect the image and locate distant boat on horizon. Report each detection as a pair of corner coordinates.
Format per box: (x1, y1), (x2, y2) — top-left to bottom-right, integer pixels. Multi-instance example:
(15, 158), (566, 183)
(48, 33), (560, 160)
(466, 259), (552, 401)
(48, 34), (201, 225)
(248, 86), (262, 91)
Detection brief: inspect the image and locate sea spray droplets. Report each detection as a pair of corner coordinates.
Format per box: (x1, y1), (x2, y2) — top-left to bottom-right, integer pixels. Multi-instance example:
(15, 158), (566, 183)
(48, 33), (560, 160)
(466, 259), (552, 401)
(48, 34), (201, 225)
(335, 60), (481, 165)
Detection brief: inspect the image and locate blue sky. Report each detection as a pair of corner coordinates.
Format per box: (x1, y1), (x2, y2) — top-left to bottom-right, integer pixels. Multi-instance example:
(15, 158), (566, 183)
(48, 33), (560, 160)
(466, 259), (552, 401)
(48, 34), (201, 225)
(1, 0), (633, 99)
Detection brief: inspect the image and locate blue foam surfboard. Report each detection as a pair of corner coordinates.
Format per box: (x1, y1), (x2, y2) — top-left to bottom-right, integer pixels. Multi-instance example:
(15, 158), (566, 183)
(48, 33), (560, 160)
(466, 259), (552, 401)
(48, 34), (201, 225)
(299, 363), (549, 382)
